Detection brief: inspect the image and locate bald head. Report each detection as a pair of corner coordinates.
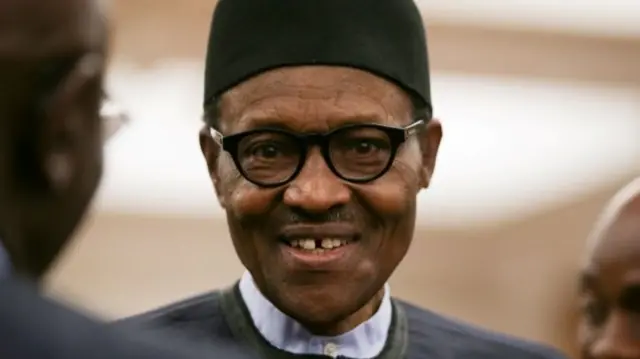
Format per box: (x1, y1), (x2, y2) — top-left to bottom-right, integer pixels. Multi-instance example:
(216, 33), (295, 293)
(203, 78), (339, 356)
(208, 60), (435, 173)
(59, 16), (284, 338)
(0, 0), (109, 281)
(584, 177), (640, 266)
(578, 177), (640, 359)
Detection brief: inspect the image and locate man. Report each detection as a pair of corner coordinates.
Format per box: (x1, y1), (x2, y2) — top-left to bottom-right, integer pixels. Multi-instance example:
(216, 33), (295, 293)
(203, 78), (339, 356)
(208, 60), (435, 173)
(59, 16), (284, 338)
(0, 0), (251, 358)
(578, 178), (640, 359)
(122, 0), (567, 358)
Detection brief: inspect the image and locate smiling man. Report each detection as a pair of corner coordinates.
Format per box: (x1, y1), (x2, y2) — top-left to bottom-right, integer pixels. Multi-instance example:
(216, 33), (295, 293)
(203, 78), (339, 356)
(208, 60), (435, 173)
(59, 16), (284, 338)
(122, 0), (567, 358)
(578, 178), (640, 359)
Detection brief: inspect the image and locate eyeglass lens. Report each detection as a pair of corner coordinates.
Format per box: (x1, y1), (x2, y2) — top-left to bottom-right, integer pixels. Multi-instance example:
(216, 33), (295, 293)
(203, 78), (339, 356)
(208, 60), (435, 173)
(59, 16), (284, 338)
(237, 131), (302, 184)
(235, 126), (393, 185)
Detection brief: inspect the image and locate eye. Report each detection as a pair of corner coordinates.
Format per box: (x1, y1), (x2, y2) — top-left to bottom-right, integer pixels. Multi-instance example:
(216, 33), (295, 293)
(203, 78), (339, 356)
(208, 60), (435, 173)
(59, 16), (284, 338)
(344, 138), (389, 156)
(349, 140), (380, 154)
(251, 142), (282, 159)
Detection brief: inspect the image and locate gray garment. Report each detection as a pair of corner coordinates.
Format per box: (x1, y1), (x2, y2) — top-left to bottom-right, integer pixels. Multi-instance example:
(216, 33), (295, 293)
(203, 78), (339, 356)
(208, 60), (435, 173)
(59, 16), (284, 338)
(119, 283), (569, 359)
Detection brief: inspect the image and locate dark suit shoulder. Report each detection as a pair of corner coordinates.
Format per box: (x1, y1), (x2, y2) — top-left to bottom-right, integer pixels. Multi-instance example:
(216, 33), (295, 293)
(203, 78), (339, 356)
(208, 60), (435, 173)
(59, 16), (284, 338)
(120, 290), (222, 325)
(0, 280), (249, 359)
(117, 290), (235, 342)
(396, 299), (567, 359)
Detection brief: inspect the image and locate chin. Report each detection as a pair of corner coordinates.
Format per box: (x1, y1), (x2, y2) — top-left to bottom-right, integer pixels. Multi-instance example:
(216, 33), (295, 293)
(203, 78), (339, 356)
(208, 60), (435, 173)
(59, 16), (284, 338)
(286, 301), (355, 334)
(275, 287), (366, 330)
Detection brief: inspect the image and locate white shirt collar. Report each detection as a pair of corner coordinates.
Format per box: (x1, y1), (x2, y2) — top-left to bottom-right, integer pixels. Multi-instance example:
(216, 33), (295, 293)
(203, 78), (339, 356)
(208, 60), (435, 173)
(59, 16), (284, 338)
(238, 271), (392, 358)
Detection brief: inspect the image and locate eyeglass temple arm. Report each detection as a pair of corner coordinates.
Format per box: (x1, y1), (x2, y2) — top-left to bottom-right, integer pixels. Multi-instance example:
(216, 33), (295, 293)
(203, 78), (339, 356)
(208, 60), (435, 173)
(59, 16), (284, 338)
(208, 126), (224, 146)
(101, 95), (130, 140)
(404, 119), (426, 140)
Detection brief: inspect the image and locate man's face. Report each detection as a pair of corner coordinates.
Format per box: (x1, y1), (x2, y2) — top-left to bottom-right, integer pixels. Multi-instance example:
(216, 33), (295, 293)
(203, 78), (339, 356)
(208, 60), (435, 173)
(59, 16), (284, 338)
(0, 0), (108, 280)
(579, 199), (640, 359)
(201, 66), (441, 334)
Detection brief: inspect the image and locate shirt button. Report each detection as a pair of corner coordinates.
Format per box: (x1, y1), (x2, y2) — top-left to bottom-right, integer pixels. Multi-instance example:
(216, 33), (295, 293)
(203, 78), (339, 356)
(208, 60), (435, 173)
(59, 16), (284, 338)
(323, 342), (338, 357)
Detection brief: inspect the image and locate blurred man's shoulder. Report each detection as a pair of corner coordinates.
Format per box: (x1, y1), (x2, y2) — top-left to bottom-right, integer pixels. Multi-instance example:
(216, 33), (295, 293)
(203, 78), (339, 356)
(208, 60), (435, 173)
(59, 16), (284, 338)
(0, 279), (247, 359)
(396, 299), (568, 359)
(116, 289), (230, 339)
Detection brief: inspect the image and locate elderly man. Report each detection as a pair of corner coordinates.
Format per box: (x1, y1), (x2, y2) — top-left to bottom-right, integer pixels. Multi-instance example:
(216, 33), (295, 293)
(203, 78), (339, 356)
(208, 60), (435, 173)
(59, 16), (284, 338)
(123, 0), (567, 358)
(0, 0), (251, 358)
(578, 178), (640, 359)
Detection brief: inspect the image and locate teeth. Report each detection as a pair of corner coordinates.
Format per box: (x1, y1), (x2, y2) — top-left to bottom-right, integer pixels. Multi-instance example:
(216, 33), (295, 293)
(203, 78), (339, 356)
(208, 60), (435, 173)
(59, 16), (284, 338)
(321, 239), (333, 249)
(288, 238), (350, 251)
(301, 239), (316, 250)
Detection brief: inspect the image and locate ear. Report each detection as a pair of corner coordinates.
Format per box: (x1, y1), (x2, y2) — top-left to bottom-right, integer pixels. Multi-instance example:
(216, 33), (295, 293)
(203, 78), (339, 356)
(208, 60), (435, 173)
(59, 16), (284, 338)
(199, 126), (226, 208)
(417, 118), (442, 189)
(40, 55), (103, 194)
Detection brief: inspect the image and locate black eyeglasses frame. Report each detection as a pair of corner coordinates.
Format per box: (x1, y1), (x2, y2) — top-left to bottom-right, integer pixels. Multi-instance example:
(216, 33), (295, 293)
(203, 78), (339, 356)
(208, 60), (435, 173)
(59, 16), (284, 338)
(208, 119), (427, 188)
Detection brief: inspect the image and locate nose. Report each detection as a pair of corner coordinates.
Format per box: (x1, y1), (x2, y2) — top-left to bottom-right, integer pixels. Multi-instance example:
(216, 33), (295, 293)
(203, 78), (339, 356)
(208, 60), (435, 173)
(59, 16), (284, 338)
(283, 148), (351, 213)
(591, 312), (640, 359)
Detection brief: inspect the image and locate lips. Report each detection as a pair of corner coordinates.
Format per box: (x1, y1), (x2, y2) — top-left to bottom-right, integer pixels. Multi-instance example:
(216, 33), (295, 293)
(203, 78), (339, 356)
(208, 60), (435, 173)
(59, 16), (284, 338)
(278, 223), (359, 261)
(289, 238), (350, 250)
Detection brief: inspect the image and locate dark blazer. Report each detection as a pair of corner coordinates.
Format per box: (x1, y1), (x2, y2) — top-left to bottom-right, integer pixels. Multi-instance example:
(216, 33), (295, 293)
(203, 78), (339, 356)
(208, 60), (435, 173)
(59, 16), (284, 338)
(0, 278), (254, 359)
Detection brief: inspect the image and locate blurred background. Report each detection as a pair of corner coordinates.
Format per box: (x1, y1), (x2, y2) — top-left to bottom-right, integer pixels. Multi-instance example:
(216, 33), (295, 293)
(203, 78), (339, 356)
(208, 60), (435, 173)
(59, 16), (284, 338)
(45, 1), (640, 357)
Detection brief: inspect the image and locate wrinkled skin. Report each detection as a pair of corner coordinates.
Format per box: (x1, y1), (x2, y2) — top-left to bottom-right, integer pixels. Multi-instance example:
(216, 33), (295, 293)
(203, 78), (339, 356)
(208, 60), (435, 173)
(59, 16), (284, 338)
(200, 66), (442, 335)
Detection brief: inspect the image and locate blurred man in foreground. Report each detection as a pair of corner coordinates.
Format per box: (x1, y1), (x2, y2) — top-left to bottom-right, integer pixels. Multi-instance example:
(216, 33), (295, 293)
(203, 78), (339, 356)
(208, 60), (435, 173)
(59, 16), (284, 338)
(122, 0), (568, 358)
(0, 0), (251, 358)
(579, 177), (640, 359)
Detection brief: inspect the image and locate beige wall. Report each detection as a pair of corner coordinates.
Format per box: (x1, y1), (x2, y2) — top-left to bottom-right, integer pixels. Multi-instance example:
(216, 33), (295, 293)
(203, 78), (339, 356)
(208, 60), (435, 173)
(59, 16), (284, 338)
(109, 0), (640, 87)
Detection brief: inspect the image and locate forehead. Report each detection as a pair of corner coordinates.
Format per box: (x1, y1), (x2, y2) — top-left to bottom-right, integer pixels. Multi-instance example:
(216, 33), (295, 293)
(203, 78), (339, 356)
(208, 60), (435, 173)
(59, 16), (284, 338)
(0, 0), (105, 59)
(219, 66), (413, 132)
(594, 212), (640, 260)
(584, 199), (640, 284)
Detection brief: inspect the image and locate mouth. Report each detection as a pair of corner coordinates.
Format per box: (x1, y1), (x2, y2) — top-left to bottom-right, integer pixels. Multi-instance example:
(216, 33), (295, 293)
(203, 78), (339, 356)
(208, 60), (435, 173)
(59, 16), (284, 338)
(283, 237), (354, 254)
(277, 223), (360, 267)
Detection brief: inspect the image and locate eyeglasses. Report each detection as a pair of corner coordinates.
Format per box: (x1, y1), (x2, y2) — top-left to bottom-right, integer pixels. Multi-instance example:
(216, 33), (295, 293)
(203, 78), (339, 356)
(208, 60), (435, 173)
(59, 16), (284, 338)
(100, 94), (129, 142)
(209, 119), (427, 188)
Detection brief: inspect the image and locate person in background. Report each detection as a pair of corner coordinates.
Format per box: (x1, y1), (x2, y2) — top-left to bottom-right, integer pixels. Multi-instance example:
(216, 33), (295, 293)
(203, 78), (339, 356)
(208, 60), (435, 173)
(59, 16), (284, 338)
(0, 0), (252, 358)
(121, 0), (568, 358)
(578, 177), (640, 359)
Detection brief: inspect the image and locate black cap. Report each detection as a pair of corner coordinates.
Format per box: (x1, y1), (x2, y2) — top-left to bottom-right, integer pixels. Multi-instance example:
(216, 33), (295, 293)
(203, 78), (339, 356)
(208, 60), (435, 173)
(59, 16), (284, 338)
(204, 0), (431, 116)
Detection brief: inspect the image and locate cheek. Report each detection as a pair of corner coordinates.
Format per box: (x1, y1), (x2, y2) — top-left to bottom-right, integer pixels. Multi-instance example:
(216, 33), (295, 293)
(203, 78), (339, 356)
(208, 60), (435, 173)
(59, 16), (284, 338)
(356, 163), (419, 217)
(357, 182), (411, 215)
(218, 158), (279, 220)
(226, 182), (279, 219)
(578, 320), (596, 353)
(224, 182), (279, 269)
